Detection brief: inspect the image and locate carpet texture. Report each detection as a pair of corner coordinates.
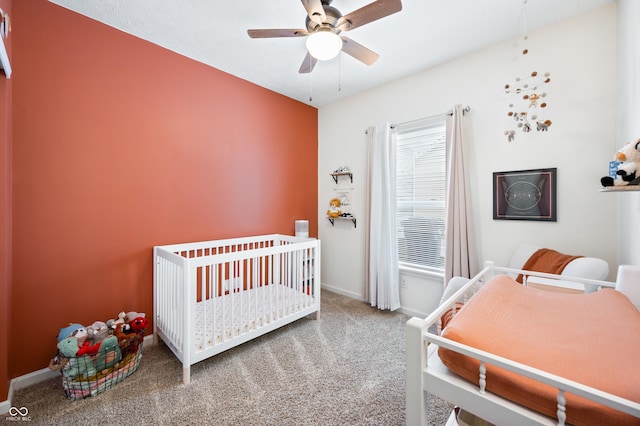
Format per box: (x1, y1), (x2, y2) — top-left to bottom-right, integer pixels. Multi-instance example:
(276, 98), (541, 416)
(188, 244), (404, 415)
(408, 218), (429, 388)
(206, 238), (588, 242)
(9, 290), (453, 425)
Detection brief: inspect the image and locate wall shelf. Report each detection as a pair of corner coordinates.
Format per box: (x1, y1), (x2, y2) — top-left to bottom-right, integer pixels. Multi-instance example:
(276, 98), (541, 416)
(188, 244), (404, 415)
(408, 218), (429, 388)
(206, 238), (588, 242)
(330, 171), (353, 184)
(599, 186), (640, 192)
(327, 216), (357, 228)
(328, 168), (356, 227)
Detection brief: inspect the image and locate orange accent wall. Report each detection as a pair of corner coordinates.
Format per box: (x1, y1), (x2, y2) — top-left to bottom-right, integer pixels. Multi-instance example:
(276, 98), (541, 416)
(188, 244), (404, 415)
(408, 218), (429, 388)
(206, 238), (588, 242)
(0, 0), (12, 403)
(10, 1), (317, 378)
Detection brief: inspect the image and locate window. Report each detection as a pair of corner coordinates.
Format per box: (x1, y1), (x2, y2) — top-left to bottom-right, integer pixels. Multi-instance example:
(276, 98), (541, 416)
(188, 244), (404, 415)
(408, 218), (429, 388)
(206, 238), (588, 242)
(395, 117), (447, 273)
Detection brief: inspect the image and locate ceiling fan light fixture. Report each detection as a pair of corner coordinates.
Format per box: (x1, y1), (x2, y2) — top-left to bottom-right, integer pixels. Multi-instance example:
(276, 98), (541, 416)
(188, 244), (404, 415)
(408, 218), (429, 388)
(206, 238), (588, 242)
(306, 30), (342, 61)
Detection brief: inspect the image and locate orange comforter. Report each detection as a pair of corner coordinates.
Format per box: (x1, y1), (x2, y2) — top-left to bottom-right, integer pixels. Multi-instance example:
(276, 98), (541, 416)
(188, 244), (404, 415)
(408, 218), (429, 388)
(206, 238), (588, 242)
(439, 275), (640, 426)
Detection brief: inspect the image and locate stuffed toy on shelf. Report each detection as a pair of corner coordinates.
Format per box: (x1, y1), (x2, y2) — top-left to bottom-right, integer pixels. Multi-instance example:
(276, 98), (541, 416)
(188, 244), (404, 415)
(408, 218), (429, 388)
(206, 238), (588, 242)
(601, 139), (640, 187)
(326, 198), (342, 218)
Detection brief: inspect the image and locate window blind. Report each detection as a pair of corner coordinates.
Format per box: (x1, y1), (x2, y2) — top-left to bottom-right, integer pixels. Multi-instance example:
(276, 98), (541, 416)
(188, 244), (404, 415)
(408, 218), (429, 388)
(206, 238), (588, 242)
(395, 118), (447, 271)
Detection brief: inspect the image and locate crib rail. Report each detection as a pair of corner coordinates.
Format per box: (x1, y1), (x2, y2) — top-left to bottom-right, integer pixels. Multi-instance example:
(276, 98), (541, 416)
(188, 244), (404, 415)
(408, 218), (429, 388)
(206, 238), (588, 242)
(157, 234), (301, 258)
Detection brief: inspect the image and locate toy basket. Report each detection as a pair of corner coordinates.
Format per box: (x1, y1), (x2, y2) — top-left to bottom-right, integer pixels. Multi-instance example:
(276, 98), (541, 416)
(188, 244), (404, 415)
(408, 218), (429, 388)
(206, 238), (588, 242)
(58, 331), (144, 400)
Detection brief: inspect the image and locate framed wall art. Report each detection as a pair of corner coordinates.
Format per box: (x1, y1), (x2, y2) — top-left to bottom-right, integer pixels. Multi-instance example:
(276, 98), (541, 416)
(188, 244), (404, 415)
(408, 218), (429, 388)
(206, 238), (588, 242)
(493, 168), (557, 221)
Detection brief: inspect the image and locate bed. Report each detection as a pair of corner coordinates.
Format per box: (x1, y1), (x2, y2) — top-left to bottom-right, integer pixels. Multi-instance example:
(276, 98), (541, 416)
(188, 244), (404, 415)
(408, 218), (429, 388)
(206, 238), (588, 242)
(405, 262), (640, 426)
(154, 234), (320, 384)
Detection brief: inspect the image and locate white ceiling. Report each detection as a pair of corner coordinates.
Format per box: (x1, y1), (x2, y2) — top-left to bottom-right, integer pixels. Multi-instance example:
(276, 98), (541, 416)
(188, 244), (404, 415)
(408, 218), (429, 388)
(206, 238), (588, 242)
(48, 0), (613, 107)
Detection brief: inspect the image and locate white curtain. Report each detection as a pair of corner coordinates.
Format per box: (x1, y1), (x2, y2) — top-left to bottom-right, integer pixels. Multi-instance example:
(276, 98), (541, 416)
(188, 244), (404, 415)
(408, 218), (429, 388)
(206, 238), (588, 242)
(444, 105), (478, 285)
(364, 123), (400, 311)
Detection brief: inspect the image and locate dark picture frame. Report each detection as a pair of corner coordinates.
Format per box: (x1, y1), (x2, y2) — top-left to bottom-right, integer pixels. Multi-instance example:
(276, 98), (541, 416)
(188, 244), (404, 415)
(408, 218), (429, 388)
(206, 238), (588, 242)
(493, 168), (557, 221)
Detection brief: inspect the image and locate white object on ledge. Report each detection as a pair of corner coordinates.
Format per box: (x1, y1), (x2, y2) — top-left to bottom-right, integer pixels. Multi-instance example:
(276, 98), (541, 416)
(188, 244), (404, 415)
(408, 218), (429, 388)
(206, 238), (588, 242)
(615, 264), (640, 310)
(295, 220), (309, 238)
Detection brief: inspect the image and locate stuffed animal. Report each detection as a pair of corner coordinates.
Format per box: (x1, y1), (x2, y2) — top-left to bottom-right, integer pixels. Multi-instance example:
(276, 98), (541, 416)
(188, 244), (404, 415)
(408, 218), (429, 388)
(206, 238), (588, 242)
(57, 337), (96, 379)
(601, 139), (640, 187)
(77, 341), (101, 356)
(326, 198), (342, 218)
(106, 311), (127, 329)
(87, 321), (110, 344)
(48, 354), (67, 372)
(125, 311), (145, 322)
(57, 323), (84, 343)
(115, 311), (126, 324)
(128, 316), (149, 333)
(95, 335), (122, 372)
(112, 323), (130, 341)
(71, 327), (89, 346)
(57, 337), (79, 358)
(112, 323), (139, 352)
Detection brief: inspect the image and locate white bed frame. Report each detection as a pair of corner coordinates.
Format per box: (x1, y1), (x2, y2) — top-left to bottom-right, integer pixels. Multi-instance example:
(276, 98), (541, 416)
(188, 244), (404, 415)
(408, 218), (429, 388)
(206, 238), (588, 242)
(405, 262), (640, 426)
(154, 234), (320, 384)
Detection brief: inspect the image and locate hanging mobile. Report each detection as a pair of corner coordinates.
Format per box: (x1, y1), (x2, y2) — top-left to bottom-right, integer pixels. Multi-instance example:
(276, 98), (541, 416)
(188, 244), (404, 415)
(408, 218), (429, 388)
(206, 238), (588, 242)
(503, 1), (552, 142)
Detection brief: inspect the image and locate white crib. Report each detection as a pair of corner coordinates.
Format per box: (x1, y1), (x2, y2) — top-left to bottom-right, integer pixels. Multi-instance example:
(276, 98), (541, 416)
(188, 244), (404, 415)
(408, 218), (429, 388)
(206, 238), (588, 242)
(153, 234), (320, 384)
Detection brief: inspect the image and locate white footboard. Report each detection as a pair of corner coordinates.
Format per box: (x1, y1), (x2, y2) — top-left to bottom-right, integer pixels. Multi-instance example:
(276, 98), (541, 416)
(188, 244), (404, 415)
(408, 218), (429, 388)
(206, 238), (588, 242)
(154, 234), (320, 384)
(406, 263), (640, 426)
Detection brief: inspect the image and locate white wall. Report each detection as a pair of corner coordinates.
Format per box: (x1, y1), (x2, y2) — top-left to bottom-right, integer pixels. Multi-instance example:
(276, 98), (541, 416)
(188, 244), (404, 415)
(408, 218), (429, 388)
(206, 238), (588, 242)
(616, 0), (640, 267)
(318, 3), (618, 317)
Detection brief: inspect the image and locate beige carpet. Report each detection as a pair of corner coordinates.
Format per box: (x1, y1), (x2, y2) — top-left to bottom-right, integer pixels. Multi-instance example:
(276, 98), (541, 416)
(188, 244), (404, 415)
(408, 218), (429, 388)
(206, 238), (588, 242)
(9, 290), (453, 425)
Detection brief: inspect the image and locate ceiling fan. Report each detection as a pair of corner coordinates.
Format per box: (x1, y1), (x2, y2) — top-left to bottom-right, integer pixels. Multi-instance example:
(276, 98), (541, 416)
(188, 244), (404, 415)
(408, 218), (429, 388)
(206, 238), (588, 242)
(247, 0), (402, 73)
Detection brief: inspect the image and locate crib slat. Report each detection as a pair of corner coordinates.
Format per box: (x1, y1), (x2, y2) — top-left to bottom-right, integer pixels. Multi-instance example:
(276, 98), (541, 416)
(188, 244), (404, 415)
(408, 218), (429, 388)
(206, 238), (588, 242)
(224, 256), (229, 341)
(239, 258), (244, 336)
(200, 264), (206, 351)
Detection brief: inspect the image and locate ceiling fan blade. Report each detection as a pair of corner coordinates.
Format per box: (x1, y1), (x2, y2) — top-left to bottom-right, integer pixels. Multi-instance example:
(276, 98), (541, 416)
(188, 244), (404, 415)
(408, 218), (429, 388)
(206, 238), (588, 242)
(298, 52), (318, 74)
(301, 0), (326, 25)
(247, 29), (309, 38)
(339, 0), (402, 31)
(340, 36), (379, 65)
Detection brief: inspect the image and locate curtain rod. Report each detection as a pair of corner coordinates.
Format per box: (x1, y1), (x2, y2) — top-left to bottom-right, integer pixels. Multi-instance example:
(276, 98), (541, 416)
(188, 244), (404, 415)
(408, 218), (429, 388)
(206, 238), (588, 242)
(391, 105), (470, 129)
(364, 105), (471, 134)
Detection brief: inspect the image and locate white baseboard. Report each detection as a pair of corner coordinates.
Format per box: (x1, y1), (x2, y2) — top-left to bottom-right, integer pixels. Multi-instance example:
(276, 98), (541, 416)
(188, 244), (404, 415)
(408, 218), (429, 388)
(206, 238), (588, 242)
(0, 334), (155, 414)
(321, 283), (428, 318)
(0, 382), (12, 415)
(321, 283), (365, 301)
(11, 368), (60, 392)
(0, 366), (58, 415)
(398, 306), (428, 319)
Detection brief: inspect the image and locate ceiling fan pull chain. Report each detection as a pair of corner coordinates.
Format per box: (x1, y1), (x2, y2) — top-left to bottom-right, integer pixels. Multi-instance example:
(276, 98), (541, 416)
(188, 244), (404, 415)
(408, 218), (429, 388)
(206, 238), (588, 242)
(338, 52), (342, 92)
(309, 55), (313, 102)
(523, 0), (528, 37)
